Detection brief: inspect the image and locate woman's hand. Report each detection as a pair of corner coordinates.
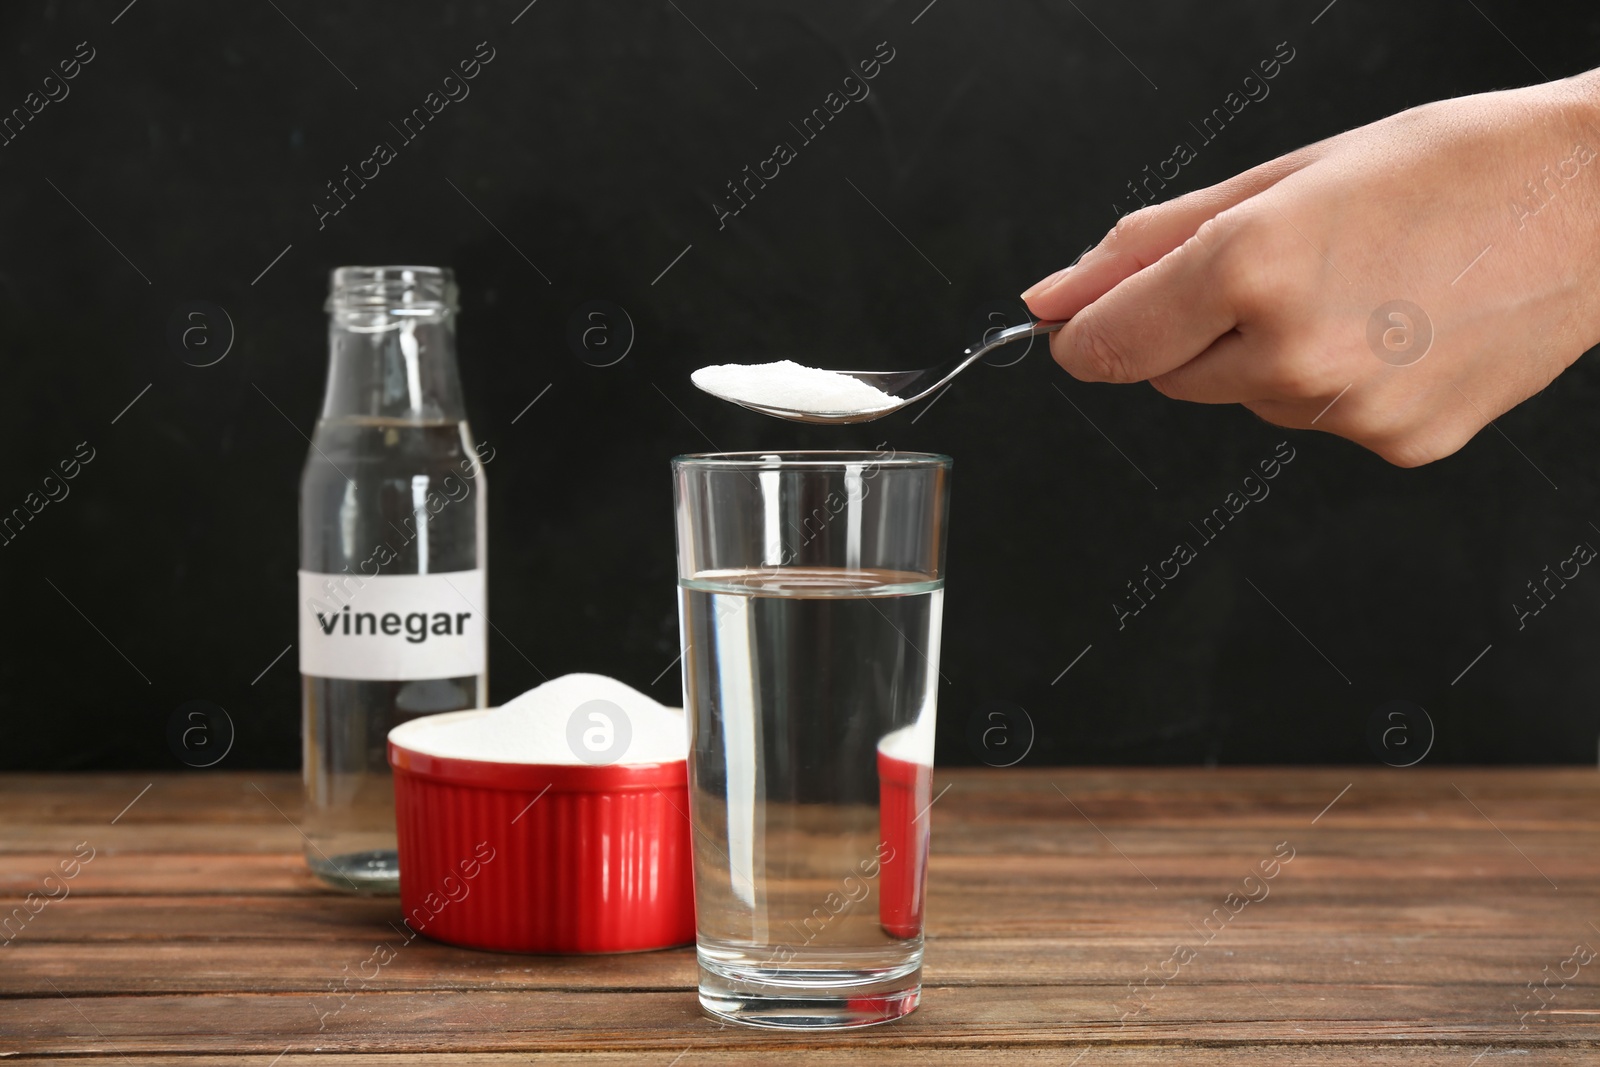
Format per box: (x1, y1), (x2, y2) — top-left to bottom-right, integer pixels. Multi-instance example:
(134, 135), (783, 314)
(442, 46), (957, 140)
(1023, 69), (1600, 467)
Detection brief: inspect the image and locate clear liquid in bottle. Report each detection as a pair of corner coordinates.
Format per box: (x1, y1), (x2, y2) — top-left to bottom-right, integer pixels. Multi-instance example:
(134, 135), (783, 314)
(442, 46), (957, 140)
(298, 267), (487, 893)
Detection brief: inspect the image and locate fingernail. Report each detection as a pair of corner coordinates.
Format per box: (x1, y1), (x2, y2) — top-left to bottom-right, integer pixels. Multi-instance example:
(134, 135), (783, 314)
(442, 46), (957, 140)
(1020, 265), (1073, 302)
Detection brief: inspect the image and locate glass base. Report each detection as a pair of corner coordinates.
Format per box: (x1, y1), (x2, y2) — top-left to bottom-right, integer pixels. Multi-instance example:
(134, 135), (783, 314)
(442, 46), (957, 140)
(306, 848), (402, 894)
(697, 957), (922, 1030)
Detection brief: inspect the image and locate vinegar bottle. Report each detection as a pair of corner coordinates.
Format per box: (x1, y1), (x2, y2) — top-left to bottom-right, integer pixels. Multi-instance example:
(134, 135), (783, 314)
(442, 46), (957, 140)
(298, 265), (488, 892)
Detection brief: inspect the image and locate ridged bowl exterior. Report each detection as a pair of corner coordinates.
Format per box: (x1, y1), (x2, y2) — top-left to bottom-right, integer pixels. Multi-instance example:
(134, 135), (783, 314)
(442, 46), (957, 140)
(877, 750), (933, 940)
(390, 742), (695, 954)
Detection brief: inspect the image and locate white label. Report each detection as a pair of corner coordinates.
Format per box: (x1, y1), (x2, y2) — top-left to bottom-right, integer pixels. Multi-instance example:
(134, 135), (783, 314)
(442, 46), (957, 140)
(298, 569), (486, 681)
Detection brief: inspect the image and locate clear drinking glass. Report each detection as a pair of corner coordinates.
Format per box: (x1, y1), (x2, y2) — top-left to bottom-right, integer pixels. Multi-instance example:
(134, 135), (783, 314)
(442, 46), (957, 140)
(299, 266), (488, 893)
(672, 450), (951, 1029)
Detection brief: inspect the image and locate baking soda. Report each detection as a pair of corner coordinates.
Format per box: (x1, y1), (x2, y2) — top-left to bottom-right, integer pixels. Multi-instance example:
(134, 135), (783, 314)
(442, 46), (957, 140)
(691, 360), (901, 415)
(398, 673), (686, 765)
(878, 712), (936, 767)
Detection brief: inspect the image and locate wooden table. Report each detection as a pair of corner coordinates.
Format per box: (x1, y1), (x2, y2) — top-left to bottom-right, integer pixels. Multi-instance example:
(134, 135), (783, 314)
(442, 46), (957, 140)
(4, 768), (1599, 1063)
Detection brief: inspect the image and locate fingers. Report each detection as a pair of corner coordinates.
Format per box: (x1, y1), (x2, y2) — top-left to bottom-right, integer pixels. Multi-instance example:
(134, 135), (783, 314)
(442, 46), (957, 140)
(1022, 147), (1321, 323)
(1022, 194), (1228, 324)
(1047, 230), (1240, 384)
(1146, 327), (1351, 406)
(1145, 331), (1262, 404)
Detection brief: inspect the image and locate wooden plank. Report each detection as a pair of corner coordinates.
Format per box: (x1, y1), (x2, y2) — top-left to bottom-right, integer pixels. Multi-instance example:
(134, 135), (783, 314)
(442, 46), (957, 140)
(8, 930), (1600, 995)
(11, 1052), (1600, 1067)
(0, 852), (316, 896)
(3, 984), (1597, 1055)
(5, 882), (1596, 945)
(13, 1051), (1600, 1066)
(5, 843), (1595, 901)
(0, 774), (303, 826)
(0, 824), (305, 854)
(4, 819), (1595, 857)
(6, 769), (1597, 831)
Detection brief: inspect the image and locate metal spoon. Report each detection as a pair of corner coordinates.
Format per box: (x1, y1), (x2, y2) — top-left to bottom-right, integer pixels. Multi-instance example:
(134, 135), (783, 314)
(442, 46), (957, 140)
(693, 319), (1066, 424)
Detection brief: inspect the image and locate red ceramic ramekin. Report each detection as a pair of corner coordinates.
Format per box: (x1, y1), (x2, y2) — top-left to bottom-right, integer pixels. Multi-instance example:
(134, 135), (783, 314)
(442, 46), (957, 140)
(877, 748), (933, 940)
(388, 710), (695, 954)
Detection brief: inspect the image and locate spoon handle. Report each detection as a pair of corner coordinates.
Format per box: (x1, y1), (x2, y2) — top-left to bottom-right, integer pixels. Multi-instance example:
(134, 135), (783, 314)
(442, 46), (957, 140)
(969, 318), (1067, 361)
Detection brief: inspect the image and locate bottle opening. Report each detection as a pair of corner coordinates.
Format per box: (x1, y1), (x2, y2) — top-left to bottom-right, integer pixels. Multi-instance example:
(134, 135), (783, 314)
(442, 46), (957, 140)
(328, 266), (458, 314)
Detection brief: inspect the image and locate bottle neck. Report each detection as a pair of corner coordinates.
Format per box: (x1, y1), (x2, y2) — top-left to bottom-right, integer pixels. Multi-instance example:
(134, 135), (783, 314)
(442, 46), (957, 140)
(320, 309), (466, 422)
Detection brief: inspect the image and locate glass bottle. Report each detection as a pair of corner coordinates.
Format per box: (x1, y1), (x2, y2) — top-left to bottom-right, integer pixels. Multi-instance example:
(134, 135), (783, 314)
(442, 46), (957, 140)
(298, 265), (488, 893)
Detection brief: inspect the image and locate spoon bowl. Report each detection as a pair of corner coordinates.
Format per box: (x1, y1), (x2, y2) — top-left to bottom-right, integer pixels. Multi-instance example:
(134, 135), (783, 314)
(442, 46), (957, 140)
(695, 319), (1066, 424)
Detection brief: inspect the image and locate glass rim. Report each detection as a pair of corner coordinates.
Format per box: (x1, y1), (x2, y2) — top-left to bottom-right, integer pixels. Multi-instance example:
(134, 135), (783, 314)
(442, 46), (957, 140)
(672, 449), (952, 470)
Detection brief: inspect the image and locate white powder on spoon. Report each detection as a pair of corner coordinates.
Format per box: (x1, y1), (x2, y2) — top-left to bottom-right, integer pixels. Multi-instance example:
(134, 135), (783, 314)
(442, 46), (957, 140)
(691, 360), (901, 415)
(392, 673), (686, 765)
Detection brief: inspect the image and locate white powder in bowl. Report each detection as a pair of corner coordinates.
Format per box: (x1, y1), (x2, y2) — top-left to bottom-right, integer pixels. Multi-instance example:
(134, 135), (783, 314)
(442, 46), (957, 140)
(691, 360), (901, 415)
(878, 713), (936, 768)
(392, 673), (686, 766)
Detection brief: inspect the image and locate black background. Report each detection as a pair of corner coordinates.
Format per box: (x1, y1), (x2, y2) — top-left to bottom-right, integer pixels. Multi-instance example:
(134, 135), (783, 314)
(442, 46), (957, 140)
(4, 0), (1600, 772)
